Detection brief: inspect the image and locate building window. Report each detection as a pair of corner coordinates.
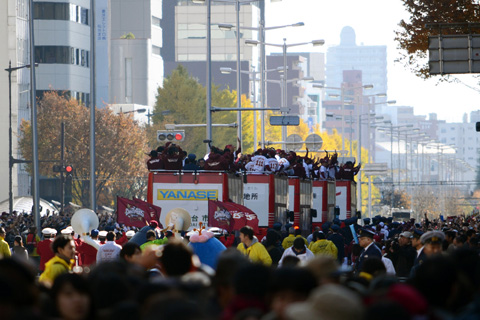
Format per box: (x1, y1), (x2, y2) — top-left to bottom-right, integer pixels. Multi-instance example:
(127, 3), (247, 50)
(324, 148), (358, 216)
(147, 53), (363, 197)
(152, 16), (161, 28)
(34, 2), (89, 25)
(35, 45), (89, 68)
(152, 45), (161, 56)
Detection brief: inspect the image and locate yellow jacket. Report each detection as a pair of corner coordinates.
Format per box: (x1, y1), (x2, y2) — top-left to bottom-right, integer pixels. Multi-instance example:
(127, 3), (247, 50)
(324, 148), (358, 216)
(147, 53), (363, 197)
(237, 238), (272, 266)
(39, 255), (73, 287)
(0, 237), (11, 259)
(282, 234), (308, 250)
(309, 239), (338, 259)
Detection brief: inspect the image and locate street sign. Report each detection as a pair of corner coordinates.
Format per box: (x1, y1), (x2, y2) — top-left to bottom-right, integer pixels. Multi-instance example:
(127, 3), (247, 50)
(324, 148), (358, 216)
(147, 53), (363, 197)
(286, 134), (303, 151)
(429, 34), (480, 74)
(363, 163), (388, 176)
(363, 163), (388, 171)
(305, 134), (323, 151)
(270, 116), (300, 126)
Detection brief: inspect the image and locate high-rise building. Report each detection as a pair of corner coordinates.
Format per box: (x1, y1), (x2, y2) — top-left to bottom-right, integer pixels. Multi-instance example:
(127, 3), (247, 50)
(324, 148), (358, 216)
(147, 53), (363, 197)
(325, 26), (387, 105)
(110, 0), (164, 108)
(0, 0), (34, 200)
(163, 0), (261, 97)
(33, 0), (92, 105)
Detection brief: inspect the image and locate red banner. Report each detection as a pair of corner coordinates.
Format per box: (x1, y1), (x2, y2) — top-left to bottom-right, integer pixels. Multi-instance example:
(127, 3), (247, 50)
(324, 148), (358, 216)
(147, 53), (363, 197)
(133, 198), (163, 228)
(117, 196), (150, 228)
(228, 202), (259, 234)
(208, 200), (259, 233)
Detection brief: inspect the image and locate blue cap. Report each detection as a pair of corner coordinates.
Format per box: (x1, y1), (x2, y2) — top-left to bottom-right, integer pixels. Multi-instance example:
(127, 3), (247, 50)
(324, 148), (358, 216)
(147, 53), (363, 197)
(90, 229), (99, 237)
(188, 153), (196, 160)
(331, 224), (340, 232)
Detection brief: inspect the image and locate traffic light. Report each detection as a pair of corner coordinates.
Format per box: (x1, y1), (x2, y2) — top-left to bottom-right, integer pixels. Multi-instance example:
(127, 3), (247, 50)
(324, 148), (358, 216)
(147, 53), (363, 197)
(52, 165), (74, 174)
(64, 165), (73, 175)
(157, 130), (185, 142)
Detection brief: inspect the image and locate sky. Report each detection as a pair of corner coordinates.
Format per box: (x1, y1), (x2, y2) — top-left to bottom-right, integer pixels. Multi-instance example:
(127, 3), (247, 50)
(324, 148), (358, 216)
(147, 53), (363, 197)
(264, 0), (480, 123)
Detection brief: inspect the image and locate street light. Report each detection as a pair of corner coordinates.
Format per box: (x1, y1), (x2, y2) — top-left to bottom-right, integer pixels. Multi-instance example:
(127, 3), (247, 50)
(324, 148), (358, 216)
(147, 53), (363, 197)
(266, 75), (314, 149)
(4, 62), (37, 215)
(374, 123), (414, 210)
(247, 38), (324, 150)
(193, 0), (277, 152)
(313, 83), (373, 152)
(219, 20), (304, 149)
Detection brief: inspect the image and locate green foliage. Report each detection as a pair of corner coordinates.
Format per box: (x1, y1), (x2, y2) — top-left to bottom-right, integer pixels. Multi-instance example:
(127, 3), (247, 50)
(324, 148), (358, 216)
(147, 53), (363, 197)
(153, 65), (239, 157)
(120, 32), (135, 39)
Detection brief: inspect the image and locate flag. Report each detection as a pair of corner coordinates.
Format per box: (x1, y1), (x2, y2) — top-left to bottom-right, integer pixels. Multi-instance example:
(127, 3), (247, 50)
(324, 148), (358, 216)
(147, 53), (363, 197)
(208, 200), (245, 232)
(133, 198), (163, 228)
(208, 200), (259, 233)
(116, 196), (149, 228)
(227, 202), (259, 234)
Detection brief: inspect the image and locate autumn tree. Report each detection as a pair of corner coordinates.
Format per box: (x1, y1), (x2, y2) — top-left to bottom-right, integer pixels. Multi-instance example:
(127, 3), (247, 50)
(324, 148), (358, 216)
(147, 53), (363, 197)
(19, 91), (148, 207)
(395, 0), (480, 78)
(380, 188), (411, 209)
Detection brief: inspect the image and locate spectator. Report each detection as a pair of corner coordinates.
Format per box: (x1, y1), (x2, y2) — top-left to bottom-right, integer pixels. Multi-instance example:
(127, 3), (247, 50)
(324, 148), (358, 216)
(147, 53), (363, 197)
(279, 237), (314, 267)
(39, 235), (76, 288)
(11, 235), (28, 260)
(237, 226), (272, 266)
(0, 227), (11, 259)
(50, 273), (95, 320)
(96, 231), (122, 264)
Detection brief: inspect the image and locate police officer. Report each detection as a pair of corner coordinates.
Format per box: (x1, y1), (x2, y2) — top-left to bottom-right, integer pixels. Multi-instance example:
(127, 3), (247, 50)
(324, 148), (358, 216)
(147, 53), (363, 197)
(354, 228), (382, 275)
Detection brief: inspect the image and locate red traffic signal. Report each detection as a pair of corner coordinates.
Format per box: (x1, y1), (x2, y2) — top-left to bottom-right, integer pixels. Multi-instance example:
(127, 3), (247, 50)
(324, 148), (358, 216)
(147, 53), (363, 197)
(157, 130), (185, 142)
(64, 165), (73, 173)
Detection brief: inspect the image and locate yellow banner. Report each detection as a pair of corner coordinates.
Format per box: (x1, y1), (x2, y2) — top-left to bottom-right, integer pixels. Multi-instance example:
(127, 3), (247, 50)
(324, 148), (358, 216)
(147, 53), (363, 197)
(157, 189), (218, 201)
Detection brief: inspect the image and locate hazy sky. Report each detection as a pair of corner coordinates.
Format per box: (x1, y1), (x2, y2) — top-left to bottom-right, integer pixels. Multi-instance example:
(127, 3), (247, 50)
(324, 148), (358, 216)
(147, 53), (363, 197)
(263, 0), (480, 123)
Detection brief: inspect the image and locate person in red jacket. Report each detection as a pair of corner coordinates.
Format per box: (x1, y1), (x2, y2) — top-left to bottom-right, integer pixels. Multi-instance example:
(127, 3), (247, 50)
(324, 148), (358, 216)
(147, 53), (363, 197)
(75, 229), (99, 267)
(37, 228), (56, 273)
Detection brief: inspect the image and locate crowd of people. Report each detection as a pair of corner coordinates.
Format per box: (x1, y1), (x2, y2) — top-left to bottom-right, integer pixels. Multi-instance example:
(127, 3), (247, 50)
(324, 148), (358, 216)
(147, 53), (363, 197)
(1, 210), (480, 320)
(147, 141), (361, 180)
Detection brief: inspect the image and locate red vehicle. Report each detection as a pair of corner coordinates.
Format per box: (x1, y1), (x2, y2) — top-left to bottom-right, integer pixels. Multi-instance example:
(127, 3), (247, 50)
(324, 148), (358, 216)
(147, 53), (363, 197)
(242, 174), (289, 229)
(147, 171), (243, 230)
(312, 180), (336, 228)
(288, 177), (313, 235)
(335, 180), (357, 220)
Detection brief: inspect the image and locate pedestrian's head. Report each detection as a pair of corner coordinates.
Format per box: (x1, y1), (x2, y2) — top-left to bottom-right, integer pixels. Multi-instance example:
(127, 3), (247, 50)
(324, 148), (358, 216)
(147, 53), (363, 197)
(0, 227), (5, 237)
(293, 237), (306, 253)
(358, 228), (375, 248)
(14, 235), (23, 246)
(120, 242), (142, 264)
(146, 230), (156, 241)
(399, 231), (413, 246)
(239, 226), (254, 242)
(106, 231), (115, 242)
(158, 241), (194, 277)
(52, 235), (76, 260)
(51, 273), (93, 320)
(420, 231), (445, 257)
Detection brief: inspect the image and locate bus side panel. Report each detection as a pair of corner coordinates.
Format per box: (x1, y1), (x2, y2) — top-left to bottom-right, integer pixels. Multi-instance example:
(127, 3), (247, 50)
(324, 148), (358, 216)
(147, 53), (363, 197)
(335, 181), (348, 220)
(312, 184), (323, 223)
(274, 176), (288, 227)
(327, 181), (336, 221)
(288, 178), (300, 227)
(299, 180), (312, 235)
(150, 172), (226, 230)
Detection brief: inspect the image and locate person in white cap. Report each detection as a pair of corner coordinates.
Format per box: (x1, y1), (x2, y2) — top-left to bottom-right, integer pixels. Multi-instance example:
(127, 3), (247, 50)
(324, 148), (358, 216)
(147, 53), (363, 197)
(37, 228), (56, 273)
(98, 230), (108, 245)
(96, 231), (122, 264)
(394, 231), (417, 278)
(126, 230), (135, 240)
